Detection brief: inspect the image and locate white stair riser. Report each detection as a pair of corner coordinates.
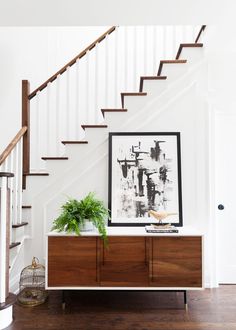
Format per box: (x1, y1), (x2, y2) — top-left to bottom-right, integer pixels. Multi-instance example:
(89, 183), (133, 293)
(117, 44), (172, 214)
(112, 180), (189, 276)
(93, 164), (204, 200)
(43, 160), (69, 179)
(23, 176), (49, 204)
(83, 127), (108, 142)
(178, 47), (204, 63)
(64, 144), (88, 159)
(142, 79), (168, 96)
(161, 63), (189, 80)
(122, 96), (149, 113)
(12, 226), (25, 243)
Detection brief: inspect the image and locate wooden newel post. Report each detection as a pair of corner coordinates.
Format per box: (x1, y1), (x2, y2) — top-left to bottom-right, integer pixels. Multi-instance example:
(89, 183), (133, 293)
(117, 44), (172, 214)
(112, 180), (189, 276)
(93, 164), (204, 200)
(22, 80), (30, 189)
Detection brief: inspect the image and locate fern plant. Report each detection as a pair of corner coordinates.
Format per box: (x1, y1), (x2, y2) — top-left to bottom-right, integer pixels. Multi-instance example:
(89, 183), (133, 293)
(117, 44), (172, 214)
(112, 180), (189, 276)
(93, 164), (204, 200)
(51, 193), (109, 243)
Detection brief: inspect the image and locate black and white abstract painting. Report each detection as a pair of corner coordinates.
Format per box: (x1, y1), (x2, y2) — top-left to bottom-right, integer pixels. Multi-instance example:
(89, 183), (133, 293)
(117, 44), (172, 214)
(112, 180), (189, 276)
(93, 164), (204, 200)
(108, 132), (183, 226)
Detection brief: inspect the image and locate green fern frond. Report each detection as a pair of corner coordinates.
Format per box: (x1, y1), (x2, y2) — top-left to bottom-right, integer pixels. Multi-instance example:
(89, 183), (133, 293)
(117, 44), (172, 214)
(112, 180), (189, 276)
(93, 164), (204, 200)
(51, 192), (109, 242)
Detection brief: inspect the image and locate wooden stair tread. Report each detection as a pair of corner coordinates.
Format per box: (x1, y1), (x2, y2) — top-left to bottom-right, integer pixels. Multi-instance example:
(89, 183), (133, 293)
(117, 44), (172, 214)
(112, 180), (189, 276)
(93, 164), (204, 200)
(101, 109), (128, 117)
(176, 43), (203, 59)
(160, 60), (187, 64)
(101, 108), (128, 111)
(62, 141), (88, 144)
(41, 157), (68, 160)
(179, 43), (203, 47)
(140, 76), (167, 79)
(157, 59), (187, 76)
(0, 293), (17, 310)
(81, 125), (108, 130)
(121, 92), (147, 96)
(12, 222), (28, 228)
(9, 242), (21, 249)
(139, 76), (167, 92)
(22, 205), (31, 209)
(24, 172), (49, 176)
(121, 92), (147, 108)
(0, 172), (14, 178)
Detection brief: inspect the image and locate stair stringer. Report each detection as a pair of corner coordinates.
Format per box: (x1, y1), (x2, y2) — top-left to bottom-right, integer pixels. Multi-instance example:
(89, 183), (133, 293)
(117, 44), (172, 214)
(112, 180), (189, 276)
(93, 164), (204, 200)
(106, 59), (207, 131)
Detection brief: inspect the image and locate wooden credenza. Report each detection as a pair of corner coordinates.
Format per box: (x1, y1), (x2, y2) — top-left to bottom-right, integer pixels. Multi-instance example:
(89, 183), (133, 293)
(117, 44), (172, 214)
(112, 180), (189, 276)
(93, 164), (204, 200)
(46, 229), (203, 290)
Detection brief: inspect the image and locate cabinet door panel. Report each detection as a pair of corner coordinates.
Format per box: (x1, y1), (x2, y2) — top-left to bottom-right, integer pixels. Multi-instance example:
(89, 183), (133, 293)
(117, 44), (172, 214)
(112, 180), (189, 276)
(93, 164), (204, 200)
(151, 237), (202, 287)
(48, 236), (98, 287)
(100, 237), (149, 286)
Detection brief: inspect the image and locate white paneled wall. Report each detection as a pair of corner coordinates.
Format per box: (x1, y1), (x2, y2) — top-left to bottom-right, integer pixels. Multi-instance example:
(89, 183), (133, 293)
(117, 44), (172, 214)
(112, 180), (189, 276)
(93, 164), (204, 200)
(30, 26), (201, 171)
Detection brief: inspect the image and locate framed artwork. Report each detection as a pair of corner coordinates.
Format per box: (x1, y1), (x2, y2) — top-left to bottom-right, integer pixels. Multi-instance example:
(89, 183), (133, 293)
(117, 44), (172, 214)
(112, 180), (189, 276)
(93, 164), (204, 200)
(108, 132), (183, 226)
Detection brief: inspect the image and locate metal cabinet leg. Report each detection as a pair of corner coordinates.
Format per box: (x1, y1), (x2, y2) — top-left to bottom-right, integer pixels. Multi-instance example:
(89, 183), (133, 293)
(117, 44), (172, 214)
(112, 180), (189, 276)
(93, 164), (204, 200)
(184, 290), (188, 310)
(62, 290), (66, 310)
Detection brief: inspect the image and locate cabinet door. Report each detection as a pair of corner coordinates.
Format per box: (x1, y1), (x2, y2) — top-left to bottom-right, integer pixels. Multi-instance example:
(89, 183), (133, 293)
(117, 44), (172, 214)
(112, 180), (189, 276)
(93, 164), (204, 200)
(48, 236), (98, 287)
(151, 237), (202, 287)
(100, 237), (149, 286)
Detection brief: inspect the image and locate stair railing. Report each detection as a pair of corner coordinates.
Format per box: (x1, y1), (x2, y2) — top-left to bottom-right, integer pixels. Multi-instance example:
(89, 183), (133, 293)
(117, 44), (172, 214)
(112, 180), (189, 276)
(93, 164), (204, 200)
(22, 25), (206, 173)
(0, 126), (27, 304)
(22, 26), (116, 176)
(0, 126), (27, 224)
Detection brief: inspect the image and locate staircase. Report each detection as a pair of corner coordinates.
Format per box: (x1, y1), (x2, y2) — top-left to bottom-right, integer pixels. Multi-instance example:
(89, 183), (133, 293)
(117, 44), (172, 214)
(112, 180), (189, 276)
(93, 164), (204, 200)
(0, 24), (206, 329)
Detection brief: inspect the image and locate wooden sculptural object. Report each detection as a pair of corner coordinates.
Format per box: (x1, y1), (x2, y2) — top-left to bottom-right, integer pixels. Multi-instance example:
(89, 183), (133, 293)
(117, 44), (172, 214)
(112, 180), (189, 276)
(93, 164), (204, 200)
(148, 210), (177, 224)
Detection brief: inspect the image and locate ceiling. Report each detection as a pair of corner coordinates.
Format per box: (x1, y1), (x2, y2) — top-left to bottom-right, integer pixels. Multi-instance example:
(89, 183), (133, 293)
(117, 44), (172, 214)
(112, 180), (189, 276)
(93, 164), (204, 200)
(0, 0), (231, 26)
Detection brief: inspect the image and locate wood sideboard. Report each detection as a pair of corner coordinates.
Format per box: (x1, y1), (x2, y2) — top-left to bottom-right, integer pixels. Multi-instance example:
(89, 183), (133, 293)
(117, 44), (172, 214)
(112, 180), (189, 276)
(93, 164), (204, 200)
(46, 228), (203, 290)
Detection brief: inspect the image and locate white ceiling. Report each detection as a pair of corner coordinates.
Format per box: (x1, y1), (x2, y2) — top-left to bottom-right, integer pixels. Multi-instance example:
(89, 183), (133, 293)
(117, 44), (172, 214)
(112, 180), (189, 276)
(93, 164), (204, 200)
(0, 0), (232, 26)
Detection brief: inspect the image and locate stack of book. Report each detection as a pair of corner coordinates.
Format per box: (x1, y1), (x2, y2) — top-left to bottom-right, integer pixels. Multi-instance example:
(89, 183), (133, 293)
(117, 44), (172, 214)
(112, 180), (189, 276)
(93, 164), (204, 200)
(145, 224), (179, 233)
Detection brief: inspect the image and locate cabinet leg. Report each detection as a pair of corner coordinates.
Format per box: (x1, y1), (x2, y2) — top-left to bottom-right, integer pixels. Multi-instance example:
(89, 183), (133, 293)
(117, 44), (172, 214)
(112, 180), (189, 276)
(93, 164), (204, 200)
(62, 290), (66, 310)
(184, 290), (188, 310)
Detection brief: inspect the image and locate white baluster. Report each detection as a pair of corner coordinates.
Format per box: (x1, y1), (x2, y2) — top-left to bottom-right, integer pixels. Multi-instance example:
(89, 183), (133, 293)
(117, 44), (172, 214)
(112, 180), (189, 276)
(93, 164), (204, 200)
(9, 153), (14, 245)
(13, 143), (19, 225)
(124, 26), (128, 91)
(133, 26), (137, 90)
(105, 36), (109, 108)
(0, 175), (7, 303)
(56, 74), (61, 152)
(35, 92), (40, 169)
(172, 26), (176, 58)
(2, 158), (8, 173)
(94, 44), (99, 123)
(46, 83), (51, 156)
(85, 51), (90, 123)
(75, 59), (80, 137)
(65, 68), (72, 143)
(163, 26), (167, 59)
(153, 26), (157, 74)
(11, 148), (16, 225)
(183, 25), (187, 43)
(114, 29), (118, 107)
(18, 139), (23, 224)
(143, 26), (147, 75)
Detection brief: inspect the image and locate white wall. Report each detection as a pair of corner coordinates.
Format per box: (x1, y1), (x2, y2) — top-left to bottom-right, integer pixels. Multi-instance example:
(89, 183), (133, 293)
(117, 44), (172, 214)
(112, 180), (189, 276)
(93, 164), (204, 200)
(205, 25), (236, 286)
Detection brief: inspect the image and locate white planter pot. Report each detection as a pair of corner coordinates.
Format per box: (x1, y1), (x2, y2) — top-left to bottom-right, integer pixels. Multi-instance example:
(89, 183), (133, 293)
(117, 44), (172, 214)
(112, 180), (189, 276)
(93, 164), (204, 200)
(79, 219), (94, 231)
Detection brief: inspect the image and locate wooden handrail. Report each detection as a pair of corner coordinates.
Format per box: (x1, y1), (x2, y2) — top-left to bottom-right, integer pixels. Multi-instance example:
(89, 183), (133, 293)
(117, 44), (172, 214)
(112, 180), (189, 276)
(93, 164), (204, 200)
(28, 26), (117, 100)
(0, 126), (27, 166)
(195, 25), (206, 43)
